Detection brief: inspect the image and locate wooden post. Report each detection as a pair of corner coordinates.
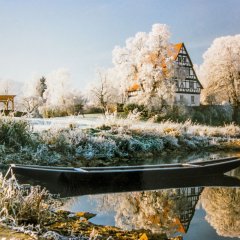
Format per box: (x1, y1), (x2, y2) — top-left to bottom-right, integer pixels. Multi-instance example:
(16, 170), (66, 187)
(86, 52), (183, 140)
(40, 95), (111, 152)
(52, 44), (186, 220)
(4, 102), (7, 110)
(12, 99), (14, 111)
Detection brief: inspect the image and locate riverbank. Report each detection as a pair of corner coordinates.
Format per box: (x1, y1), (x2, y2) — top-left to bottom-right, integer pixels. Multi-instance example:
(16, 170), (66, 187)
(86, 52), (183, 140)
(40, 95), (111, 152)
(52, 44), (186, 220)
(1, 117), (240, 167)
(0, 162), (186, 240)
(1, 116), (240, 238)
(0, 226), (34, 240)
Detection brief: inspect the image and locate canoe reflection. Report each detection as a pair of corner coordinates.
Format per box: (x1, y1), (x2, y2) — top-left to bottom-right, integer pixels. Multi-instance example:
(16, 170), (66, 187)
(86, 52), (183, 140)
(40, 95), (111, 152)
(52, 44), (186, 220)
(13, 171), (240, 197)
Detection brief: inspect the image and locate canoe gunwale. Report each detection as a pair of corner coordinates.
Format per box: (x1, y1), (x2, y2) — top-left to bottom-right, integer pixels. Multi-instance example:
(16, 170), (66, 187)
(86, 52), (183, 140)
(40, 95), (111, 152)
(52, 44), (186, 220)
(10, 156), (240, 174)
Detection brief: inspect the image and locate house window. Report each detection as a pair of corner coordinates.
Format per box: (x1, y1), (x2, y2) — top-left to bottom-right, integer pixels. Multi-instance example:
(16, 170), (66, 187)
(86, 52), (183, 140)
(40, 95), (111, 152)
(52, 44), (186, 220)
(189, 82), (194, 89)
(178, 56), (186, 63)
(190, 69), (194, 76)
(180, 81), (184, 88)
(180, 95), (184, 102)
(191, 96), (195, 104)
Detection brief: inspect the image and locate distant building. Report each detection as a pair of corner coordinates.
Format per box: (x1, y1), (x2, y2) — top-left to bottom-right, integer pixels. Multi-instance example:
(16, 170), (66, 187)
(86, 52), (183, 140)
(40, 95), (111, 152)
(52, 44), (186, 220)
(127, 43), (203, 106)
(0, 95), (16, 111)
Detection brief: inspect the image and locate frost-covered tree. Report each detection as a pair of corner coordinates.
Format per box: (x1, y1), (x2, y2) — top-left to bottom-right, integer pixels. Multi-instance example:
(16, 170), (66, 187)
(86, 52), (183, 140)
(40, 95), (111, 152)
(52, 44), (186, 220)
(36, 76), (47, 98)
(40, 68), (86, 117)
(0, 79), (11, 95)
(22, 75), (46, 116)
(111, 24), (175, 112)
(199, 35), (240, 121)
(0, 79), (23, 95)
(201, 187), (240, 238)
(44, 68), (71, 108)
(64, 90), (86, 116)
(22, 69), (86, 117)
(90, 69), (118, 114)
(22, 96), (42, 116)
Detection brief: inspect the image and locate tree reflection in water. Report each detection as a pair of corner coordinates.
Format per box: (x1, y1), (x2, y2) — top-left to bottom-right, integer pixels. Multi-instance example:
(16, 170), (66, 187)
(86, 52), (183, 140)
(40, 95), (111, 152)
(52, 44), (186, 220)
(201, 187), (240, 238)
(92, 187), (202, 237)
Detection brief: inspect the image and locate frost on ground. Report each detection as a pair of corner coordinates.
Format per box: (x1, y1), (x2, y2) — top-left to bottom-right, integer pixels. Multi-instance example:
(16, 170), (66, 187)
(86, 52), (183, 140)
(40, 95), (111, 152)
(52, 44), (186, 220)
(1, 115), (240, 166)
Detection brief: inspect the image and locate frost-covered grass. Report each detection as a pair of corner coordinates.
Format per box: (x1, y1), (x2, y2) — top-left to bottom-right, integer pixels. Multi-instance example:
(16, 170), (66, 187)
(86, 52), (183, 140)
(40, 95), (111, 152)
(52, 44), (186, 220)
(0, 173), (62, 238)
(1, 115), (240, 166)
(0, 173), (173, 239)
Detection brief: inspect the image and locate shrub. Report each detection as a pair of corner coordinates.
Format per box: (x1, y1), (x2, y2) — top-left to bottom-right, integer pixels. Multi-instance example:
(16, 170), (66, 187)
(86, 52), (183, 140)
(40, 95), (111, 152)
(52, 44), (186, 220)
(0, 174), (62, 236)
(0, 118), (34, 150)
(123, 103), (145, 115)
(191, 111), (205, 124)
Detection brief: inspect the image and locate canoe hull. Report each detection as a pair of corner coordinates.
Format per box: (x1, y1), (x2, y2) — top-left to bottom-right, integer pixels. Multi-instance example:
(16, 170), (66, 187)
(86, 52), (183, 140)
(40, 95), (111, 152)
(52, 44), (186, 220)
(10, 157), (240, 196)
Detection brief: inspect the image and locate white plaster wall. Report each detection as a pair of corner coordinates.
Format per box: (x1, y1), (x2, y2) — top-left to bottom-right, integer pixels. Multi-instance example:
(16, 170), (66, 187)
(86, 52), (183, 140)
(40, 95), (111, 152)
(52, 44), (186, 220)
(175, 93), (200, 106)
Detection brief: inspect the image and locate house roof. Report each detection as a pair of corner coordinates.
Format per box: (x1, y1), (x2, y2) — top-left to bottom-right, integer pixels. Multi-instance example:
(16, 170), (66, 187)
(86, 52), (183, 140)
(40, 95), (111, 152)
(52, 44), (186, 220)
(129, 82), (141, 91)
(128, 83), (140, 92)
(128, 43), (184, 92)
(171, 42), (183, 60)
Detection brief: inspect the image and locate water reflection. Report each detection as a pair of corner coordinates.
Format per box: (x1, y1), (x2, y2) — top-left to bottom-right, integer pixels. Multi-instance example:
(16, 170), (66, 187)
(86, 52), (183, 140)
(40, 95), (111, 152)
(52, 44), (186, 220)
(64, 185), (240, 239)
(64, 187), (202, 237)
(100, 188), (203, 236)
(63, 166), (240, 238)
(1, 155), (240, 239)
(201, 187), (240, 238)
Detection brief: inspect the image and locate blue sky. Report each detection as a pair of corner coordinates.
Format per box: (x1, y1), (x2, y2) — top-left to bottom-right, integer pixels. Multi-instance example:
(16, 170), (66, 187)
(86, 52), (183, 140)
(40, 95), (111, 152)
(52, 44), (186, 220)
(0, 0), (239, 89)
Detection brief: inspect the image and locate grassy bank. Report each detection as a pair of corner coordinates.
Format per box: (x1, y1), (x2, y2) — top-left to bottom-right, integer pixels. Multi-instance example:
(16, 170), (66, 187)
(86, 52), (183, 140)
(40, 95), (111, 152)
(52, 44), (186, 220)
(1, 117), (240, 167)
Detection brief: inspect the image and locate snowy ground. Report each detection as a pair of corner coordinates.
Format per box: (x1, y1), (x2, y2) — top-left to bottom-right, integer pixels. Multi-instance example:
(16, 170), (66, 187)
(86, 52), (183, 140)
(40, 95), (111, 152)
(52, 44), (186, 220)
(24, 114), (106, 132)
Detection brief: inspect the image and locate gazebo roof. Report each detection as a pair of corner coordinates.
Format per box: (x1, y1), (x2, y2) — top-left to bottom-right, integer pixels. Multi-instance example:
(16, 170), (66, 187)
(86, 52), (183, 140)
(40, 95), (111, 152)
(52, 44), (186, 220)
(0, 95), (16, 101)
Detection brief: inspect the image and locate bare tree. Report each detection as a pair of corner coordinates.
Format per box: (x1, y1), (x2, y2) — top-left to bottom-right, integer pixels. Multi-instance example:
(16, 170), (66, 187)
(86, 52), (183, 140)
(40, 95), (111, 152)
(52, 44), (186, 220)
(91, 70), (113, 115)
(22, 96), (42, 117)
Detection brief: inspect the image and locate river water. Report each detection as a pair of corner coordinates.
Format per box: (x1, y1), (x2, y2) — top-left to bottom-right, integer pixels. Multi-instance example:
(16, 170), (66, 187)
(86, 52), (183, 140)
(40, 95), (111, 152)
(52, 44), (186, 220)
(1, 151), (240, 239)
(63, 186), (239, 240)
(61, 152), (240, 240)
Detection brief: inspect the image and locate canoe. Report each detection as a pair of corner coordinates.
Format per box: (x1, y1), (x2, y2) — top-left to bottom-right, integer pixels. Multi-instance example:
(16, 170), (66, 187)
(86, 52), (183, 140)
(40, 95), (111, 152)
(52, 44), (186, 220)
(9, 156), (240, 196)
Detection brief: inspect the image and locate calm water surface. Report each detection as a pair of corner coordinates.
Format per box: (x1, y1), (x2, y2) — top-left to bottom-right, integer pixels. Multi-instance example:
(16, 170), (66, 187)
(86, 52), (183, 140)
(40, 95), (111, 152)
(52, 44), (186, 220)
(61, 152), (240, 240)
(1, 151), (240, 239)
(63, 186), (239, 240)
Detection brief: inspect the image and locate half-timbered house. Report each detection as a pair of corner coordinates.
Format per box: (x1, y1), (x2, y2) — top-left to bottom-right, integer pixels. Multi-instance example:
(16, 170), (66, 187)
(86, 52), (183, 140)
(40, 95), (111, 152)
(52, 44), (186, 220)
(128, 43), (203, 106)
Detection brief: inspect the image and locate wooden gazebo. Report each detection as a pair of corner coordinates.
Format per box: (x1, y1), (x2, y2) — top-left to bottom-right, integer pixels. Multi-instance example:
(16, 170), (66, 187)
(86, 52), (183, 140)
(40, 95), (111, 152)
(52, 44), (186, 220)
(0, 95), (16, 111)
